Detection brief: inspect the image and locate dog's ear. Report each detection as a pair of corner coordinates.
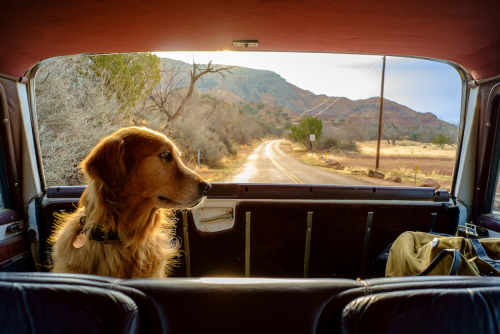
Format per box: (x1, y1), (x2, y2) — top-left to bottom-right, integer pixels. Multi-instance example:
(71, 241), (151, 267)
(81, 136), (126, 188)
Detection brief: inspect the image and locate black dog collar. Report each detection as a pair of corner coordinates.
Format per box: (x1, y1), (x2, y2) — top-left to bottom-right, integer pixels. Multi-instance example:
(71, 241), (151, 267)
(79, 216), (119, 243)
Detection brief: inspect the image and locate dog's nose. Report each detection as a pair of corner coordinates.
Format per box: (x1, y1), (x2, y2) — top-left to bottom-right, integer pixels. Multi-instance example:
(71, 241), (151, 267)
(199, 181), (212, 194)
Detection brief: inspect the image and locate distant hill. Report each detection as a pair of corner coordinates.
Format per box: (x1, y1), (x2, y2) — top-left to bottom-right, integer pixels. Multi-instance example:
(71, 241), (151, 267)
(162, 58), (454, 131)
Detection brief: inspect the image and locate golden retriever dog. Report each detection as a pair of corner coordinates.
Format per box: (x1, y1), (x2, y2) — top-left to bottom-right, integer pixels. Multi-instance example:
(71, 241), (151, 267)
(50, 126), (210, 278)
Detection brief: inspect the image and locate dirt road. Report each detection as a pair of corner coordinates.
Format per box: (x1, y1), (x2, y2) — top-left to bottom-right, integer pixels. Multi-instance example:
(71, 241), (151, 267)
(225, 139), (379, 185)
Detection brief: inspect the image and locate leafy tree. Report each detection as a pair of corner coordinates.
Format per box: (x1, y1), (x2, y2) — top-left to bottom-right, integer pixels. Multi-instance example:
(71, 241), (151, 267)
(288, 116), (322, 148)
(88, 53), (161, 111)
(432, 133), (450, 148)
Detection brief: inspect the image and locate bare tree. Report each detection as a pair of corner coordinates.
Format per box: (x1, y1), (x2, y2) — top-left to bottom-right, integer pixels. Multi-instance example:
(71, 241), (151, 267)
(382, 119), (401, 146)
(148, 61), (234, 133)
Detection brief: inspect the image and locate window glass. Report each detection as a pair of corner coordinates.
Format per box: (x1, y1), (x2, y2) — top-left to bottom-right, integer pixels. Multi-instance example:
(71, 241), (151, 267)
(491, 150), (500, 214)
(0, 143), (8, 208)
(493, 179), (500, 214)
(0, 181), (4, 208)
(35, 52), (462, 189)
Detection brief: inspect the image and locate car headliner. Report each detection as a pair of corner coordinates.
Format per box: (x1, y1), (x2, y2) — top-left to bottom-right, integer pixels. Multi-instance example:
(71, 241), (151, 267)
(1, 0), (499, 80)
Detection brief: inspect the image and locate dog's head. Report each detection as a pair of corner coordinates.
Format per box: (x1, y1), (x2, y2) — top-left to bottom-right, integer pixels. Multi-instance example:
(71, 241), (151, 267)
(81, 127), (211, 209)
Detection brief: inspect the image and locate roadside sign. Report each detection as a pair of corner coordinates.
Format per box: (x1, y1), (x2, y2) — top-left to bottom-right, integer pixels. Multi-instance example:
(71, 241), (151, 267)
(310, 134), (315, 142)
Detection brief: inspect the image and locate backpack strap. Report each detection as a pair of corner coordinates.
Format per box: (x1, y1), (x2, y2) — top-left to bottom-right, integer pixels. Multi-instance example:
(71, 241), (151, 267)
(470, 238), (500, 274)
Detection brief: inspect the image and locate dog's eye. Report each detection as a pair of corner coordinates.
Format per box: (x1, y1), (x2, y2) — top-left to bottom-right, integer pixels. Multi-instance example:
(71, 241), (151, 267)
(159, 152), (173, 162)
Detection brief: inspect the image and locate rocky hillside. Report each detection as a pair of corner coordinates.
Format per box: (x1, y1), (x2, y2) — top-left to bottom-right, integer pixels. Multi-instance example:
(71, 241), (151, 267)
(163, 58), (454, 131)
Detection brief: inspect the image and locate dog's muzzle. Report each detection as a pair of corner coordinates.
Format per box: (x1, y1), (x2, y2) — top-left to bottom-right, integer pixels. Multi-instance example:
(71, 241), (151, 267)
(199, 181), (212, 196)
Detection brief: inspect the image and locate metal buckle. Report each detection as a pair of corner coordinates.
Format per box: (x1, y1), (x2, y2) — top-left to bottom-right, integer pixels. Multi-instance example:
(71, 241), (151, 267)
(201, 211), (234, 224)
(465, 223), (479, 238)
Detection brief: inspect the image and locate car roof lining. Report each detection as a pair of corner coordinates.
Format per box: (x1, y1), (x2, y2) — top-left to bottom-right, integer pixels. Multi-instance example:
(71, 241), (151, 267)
(1, 1), (499, 80)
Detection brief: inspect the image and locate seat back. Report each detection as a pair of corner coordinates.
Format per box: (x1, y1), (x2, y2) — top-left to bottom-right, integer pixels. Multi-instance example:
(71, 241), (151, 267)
(118, 277), (364, 334)
(0, 273), (366, 334)
(0, 280), (139, 334)
(341, 287), (500, 334)
(3, 273), (500, 334)
(174, 201), (457, 278)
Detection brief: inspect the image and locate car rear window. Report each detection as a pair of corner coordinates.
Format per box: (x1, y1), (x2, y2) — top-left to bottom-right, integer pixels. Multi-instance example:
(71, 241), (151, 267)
(34, 52), (462, 190)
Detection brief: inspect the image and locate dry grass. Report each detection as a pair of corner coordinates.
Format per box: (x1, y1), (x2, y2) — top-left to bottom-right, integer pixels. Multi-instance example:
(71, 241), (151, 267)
(283, 140), (457, 190)
(358, 140), (456, 159)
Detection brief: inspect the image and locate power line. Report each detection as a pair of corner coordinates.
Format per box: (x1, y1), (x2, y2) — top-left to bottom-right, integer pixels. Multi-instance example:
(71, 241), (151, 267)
(294, 58), (381, 121)
(293, 95), (333, 121)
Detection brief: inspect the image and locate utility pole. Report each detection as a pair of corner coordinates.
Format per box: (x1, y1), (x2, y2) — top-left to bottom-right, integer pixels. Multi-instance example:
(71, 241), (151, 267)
(375, 56), (386, 170)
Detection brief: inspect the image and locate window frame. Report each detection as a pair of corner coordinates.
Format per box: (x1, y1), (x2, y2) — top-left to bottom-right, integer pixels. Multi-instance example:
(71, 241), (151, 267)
(484, 88), (500, 216)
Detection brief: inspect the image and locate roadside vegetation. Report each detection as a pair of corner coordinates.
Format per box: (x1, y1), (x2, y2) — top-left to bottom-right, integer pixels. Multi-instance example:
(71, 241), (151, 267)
(283, 140), (455, 190)
(36, 53), (288, 186)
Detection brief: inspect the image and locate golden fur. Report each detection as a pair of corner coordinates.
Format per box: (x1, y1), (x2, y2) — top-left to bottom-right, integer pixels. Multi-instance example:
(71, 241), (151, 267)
(50, 127), (209, 278)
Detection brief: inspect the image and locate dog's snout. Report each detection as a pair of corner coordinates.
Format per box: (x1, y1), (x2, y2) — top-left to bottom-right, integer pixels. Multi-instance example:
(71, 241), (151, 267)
(199, 181), (212, 194)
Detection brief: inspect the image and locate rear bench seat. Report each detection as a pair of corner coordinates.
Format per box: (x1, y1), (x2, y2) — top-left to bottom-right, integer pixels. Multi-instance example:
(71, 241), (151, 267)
(0, 275), (139, 334)
(118, 277), (363, 334)
(319, 276), (500, 333)
(341, 286), (500, 334)
(0, 273), (364, 334)
(1, 273), (500, 334)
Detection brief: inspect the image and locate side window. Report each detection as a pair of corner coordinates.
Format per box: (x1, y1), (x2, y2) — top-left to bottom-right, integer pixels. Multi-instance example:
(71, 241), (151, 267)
(494, 179), (500, 213)
(489, 132), (500, 215)
(487, 149), (500, 214)
(0, 149), (14, 209)
(487, 94), (500, 215)
(0, 176), (5, 208)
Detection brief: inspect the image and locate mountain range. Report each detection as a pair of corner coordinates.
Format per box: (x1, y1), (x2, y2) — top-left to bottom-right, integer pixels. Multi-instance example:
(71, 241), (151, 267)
(163, 58), (453, 130)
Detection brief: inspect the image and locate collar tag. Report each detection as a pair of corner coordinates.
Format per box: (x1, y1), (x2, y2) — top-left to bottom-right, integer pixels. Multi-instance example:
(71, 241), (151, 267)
(72, 228), (87, 248)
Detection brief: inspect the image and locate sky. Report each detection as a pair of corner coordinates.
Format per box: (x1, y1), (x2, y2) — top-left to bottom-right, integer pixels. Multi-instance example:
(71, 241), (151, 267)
(155, 51), (462, 124)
